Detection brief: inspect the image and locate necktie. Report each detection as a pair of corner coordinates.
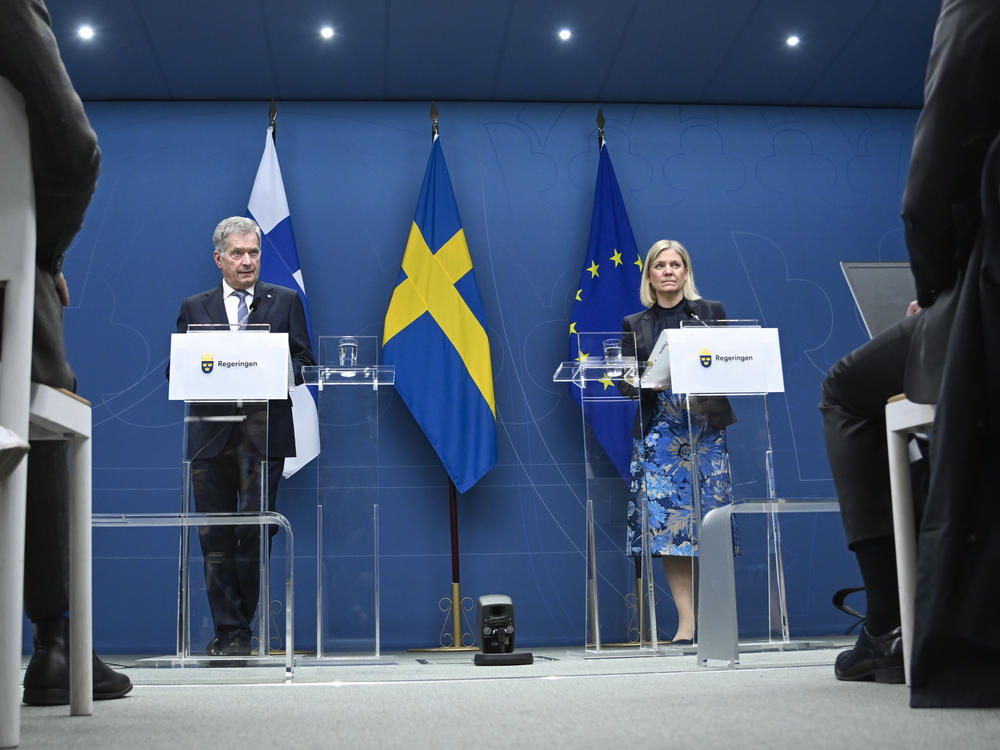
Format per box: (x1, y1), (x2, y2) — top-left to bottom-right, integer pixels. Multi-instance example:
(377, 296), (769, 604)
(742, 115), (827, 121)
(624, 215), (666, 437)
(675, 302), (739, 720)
(234, 289), (249, 329)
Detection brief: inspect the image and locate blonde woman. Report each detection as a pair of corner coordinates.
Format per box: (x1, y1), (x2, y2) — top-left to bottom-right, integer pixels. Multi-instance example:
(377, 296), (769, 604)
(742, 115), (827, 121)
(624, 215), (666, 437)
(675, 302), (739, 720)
(621, 239), (736, 644)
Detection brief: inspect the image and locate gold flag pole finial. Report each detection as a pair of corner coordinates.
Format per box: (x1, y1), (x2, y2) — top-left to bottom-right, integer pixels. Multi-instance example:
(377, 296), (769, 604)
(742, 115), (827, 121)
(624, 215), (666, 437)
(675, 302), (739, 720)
(597, 108), (605, 150)
(269, 99), (277, 143)
(430, 101), (439, 140)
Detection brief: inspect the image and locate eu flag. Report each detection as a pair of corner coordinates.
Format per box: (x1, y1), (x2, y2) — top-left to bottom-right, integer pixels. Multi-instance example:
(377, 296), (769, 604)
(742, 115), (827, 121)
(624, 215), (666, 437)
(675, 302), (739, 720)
(383, 137), (497, 493)
(247, 125), (320, 477)
(569, 143), (642, 478)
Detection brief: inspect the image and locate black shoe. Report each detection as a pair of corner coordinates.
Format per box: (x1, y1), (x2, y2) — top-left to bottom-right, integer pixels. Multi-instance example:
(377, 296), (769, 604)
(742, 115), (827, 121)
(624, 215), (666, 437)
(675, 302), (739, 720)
(218, 634), (252, 657)
(834, 625), (904, 683)
(670, 638), (694, 646)
(23, 618), (132, 706)
(206, 637), (225, 656)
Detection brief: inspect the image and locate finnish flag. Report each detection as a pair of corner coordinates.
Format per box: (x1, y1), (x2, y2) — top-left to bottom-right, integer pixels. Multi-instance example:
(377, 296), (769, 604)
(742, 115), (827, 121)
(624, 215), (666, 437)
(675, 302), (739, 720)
(247, 125), (320, 477)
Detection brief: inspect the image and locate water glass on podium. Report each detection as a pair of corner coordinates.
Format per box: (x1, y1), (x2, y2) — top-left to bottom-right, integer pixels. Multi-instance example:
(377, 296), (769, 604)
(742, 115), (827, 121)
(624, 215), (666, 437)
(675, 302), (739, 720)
(338, 336), (358, 368)
(603, 338), (623, 378)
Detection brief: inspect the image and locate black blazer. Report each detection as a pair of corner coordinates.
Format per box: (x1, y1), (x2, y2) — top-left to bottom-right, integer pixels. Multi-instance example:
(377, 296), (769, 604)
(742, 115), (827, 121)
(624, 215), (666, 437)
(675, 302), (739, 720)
(174, 282), (315, 459)
(899, 0), (1000, 706)
(620, 298), (737, 438)
(899, 0), (1000, 405)
(3, 0), (100, 391)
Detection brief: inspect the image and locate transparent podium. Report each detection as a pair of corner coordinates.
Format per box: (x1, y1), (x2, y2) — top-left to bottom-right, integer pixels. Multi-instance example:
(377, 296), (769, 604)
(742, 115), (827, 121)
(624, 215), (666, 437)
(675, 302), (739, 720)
(94, 324), (294, 677)
(299, 335), (396, 665)
(665, 320), (839, 665)
(554, 331), (662, 657)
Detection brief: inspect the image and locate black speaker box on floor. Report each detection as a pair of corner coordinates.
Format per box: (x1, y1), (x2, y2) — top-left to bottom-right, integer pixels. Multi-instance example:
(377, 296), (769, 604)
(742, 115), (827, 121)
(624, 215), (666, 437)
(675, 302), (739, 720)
(475, 594), (533, 666)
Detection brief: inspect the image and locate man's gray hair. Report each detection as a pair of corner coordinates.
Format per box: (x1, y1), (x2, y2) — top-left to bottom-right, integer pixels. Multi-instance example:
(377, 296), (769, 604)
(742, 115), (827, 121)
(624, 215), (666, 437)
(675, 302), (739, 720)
(213, 216), (262, 255)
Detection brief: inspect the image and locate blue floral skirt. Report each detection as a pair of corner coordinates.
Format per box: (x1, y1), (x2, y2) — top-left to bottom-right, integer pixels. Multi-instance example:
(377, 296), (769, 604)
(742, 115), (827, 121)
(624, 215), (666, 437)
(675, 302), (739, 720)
(628, 390), (734, 557)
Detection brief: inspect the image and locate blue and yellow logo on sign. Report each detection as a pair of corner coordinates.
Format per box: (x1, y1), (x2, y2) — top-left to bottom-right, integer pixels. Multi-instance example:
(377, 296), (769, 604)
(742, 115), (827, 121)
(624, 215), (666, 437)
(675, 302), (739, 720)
(201, 354), (214, 374)
(699, 348), (712, 368)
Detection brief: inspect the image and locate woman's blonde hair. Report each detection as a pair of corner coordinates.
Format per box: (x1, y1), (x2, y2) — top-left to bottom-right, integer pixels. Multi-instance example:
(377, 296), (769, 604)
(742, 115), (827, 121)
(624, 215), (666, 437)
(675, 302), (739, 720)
(639, 239), (701, 308)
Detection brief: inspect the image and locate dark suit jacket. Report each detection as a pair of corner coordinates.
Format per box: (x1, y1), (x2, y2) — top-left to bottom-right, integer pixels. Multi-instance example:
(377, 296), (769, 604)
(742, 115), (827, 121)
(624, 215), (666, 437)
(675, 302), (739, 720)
(902, 0), (1000, 708)
(901, 0), (1000, 310)
(3, 0), (98, 619)
(901, 0), (1000, 405)
(620, 298), (736, 437)
(175, 282), (315, 459)
(1, 0), (100, 390)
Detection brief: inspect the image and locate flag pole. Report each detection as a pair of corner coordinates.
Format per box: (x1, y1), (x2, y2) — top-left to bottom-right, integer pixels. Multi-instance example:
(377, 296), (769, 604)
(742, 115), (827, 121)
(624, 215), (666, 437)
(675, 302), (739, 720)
(587, 112), (647, 646)
(436, 103), (473, 652)
(409, 102), (476, 651)
(613, 108), (641, 649)
(447, 478), (470, 649)
(435, 105), (469, 651)
(268, 99), (277, 142)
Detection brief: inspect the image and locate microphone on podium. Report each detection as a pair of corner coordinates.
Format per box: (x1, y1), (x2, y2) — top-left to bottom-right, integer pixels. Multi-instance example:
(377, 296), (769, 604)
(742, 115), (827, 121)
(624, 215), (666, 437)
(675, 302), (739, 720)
(238, 296), (261, 327)
(683, 302), (707, 325)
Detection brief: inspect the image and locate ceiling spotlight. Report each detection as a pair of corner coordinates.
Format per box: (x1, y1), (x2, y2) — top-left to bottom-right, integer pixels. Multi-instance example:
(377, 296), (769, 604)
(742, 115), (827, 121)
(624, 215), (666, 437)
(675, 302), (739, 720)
(786, 35), (800, 47)
(77, 25), (95, 41)
(320, 26), (335, 40)
(558, 28), (572, 41)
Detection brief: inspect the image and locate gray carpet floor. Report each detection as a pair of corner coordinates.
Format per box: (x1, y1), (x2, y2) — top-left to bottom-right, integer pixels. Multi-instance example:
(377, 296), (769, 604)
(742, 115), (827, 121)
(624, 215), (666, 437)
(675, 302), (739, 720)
(16, 645), (1000, 749)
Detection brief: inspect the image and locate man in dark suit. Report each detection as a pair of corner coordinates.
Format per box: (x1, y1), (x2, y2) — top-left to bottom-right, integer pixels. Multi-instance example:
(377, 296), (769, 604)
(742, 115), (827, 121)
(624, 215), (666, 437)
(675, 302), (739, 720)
(820, 0), (1000, 703)
(2, 0), (132, 705)
(903, 0), (1000, 707)
(175, 216), (314, 656)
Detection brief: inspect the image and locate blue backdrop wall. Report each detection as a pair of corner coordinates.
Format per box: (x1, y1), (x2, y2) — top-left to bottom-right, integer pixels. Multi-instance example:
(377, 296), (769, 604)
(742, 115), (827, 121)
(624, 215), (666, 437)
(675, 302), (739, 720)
(29, 100), (918, 653)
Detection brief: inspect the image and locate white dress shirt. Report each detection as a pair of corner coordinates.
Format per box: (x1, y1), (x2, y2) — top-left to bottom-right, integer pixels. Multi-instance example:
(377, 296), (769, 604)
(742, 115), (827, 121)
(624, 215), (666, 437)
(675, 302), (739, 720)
(221, 281), (256, 328)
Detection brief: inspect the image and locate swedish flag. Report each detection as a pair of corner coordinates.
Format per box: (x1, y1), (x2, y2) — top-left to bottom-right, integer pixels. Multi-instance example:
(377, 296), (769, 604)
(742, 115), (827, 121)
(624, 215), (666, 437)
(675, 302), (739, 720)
(383, 137), (497, 493)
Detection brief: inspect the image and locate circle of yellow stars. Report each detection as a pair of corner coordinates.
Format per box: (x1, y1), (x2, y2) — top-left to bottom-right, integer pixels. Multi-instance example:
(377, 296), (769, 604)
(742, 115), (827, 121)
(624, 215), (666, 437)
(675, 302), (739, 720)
(568, 248), (643, 389)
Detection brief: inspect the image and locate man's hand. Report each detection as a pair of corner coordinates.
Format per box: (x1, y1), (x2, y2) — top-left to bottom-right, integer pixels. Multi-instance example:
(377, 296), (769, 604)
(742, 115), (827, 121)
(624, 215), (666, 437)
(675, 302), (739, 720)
(906, 300), (920, 317)
(56, 272), (70, 307)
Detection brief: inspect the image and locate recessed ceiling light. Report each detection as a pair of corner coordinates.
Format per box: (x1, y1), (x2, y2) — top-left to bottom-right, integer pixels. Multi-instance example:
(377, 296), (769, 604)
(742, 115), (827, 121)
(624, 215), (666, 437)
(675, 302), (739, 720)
(320, 26), (335, 40)
(78, 25), (95, 41)
(786, 35), (801, 47)
(558, 28), (572, 41)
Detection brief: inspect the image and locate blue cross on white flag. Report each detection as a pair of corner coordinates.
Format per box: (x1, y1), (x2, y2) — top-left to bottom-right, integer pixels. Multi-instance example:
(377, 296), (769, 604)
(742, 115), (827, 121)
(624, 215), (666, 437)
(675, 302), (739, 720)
(247, 125), (320, 477)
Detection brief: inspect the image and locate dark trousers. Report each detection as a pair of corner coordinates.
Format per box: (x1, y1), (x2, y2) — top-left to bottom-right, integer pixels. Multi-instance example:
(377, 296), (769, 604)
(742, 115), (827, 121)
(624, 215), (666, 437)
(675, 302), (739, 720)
(819, 313), (919, 547)
(24, 441), (70, 621)
(190, 427), (284, 641)
(24, 269), (76, 622)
